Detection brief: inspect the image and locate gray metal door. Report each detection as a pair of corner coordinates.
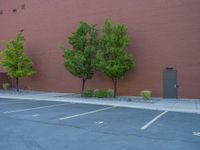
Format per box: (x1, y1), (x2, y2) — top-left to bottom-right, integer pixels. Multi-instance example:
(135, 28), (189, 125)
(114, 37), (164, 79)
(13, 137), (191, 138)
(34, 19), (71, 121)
(163, 67), (178, 98)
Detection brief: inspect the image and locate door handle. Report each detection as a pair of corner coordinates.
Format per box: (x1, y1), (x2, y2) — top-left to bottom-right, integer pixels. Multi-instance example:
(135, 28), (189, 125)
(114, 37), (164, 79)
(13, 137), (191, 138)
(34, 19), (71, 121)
(174, 84), (179, 88)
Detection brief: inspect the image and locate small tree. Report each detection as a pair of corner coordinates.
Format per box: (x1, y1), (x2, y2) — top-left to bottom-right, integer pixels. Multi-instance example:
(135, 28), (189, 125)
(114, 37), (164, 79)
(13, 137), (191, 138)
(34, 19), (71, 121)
(97, 19), (135, 97)
(0, 33), (35, 91)
(62, 21), (98, 94)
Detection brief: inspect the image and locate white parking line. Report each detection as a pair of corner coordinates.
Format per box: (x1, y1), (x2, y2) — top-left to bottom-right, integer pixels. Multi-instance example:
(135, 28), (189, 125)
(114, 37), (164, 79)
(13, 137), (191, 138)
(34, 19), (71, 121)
(59, 106), (116, 120)
(141, 110), (169, 130)
(95, 121), (104, 124)
(193, 132), (200, 137)
(32, 114), (40, 117)
(3, 103), (74, 114)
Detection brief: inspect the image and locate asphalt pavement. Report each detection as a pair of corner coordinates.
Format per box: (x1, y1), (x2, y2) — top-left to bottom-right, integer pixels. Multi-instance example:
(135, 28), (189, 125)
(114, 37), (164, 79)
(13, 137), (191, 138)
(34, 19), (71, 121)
(0, 98), (199, 150)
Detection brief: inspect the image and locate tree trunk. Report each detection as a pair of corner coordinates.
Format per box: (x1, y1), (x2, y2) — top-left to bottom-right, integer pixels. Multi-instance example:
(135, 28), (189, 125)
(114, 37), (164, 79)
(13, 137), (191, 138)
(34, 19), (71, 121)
(16, 78), (19, 92)
(81, 79), (86, 94)
(112, 78), (117, 98)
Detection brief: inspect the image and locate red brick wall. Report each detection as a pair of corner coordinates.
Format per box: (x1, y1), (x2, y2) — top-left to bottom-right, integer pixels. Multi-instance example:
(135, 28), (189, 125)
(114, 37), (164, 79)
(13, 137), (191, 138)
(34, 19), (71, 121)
(0, 0), (200, 98)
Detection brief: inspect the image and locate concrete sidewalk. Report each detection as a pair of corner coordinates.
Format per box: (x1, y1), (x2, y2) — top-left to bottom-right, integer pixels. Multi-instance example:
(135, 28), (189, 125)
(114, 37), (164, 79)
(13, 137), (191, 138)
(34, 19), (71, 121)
(0, 90), (199, 114)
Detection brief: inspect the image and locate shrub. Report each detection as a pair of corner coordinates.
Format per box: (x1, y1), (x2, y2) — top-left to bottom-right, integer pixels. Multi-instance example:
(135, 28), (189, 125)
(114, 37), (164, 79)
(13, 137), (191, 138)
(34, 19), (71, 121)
(82, 89), (94, 97)
(140, 90), (151, 100)
(2, 83), (11, 90)
(94, 89), (113, 98)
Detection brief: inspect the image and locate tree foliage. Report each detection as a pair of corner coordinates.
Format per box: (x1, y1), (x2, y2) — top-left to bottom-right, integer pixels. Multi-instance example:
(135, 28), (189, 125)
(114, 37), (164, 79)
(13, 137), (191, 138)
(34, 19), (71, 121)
(96, 19), (134, 97)
(0, 33), (35, 91)
(62, 21), (98, 93)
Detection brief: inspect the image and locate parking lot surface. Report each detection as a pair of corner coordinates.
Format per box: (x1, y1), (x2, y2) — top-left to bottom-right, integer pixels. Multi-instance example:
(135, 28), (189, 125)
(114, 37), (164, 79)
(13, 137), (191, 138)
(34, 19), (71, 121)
(0, 98), (199, 150)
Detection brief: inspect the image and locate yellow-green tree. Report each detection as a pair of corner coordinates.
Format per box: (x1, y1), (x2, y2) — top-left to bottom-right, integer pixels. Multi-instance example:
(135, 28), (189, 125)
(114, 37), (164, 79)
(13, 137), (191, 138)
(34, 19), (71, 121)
(0, 33), (35, 91)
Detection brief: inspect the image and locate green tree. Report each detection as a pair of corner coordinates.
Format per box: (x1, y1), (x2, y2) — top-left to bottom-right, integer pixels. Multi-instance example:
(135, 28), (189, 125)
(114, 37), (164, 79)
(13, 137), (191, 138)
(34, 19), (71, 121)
(0, 33), (35, 91)
(61, 21), (98, 94)
(97, 19), (135, 97)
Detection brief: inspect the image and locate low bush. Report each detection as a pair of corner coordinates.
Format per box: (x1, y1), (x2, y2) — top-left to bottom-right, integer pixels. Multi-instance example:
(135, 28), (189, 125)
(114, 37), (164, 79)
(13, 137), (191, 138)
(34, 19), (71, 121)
(82, 89), (94, 97)
(94, 89), (113, 98)
(2, 83), (11, 90)
(140, 90), (151, 100)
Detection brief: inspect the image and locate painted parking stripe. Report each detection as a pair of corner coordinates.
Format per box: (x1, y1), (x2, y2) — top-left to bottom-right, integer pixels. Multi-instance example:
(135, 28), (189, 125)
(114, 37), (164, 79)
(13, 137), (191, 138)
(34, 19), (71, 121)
(32, 114), (40, 117)
(193, 132), (200, 137)
(140, 110), (169, 130)
(95, 121), (104, 124)
(59, 106), (116, 120)
(3, 103), (74, 114)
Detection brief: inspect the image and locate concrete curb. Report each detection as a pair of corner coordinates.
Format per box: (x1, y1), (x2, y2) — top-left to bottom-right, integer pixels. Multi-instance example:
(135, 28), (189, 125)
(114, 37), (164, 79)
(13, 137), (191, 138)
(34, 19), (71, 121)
(0, 95), (199, 114)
